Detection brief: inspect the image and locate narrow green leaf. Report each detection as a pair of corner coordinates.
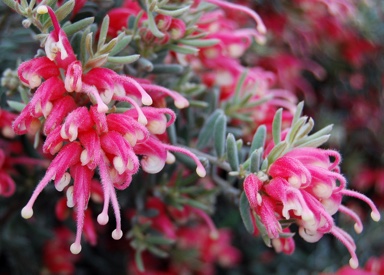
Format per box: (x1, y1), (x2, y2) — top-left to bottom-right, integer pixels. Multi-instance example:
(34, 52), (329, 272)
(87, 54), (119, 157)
(296, 117), (315, 139)
(286, 116), (308, 144)
(239, 192), (254, 234)
(226, 133), (239, 171)
(167, 44), (199, 55)
(253, 212), (272, 247)
(236, 139), (244, 163)
(250, 125), (266, 153)
(155, 5), (190, 16)
(214, 114), (227, 158)
(272, 108), (282, 145)
(97, 15), (110, 51)
(147, 246), (169, 258)
(294, 135), (331, 148)
(233, 69), (248, 102)
(63, 17), (94, 36)
(137, 57), (154, 72)
(177, 197), (210, 211)
(2, 0), (17, 10)
(179, 38), (220, 47)
(99, 38), (118, 55)
(166, 123), (177, 145)
(267, 141), (289, 165)
(43, 0), (75, 29)
(55, 0), (74, 22)
(85, 32), (94, 58)
(291, 101), (304, 127)
(80, 28), (90, 64)
(151, 64), (184, 74)
(250, 149), (262, 173)
(110, 34), (132, 56)
(308, 124), (333, 140)
(146, 235), (175, 248)
(147, 10), (165, 38)
(19, 87), (30, 104)
(196, 109), (224, 149)
(45, 0), (58, 8)
(85, 54), (108, 69)
(107, 54), (140, 64)
(135, 250), (145, 272)
(230, 112), (253, 123)
(7, 100), (26, 112)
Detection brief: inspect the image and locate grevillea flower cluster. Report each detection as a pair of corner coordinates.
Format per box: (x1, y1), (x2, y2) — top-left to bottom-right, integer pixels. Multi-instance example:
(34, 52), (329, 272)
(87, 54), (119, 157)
(14, 5), (205, 254)
(2, 0), (383, 273)
(244, 132), (381, 269)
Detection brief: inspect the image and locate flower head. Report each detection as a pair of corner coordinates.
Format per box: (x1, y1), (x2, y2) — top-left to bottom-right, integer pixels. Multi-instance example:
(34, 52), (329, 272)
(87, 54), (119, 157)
(244, 146), (380, 268)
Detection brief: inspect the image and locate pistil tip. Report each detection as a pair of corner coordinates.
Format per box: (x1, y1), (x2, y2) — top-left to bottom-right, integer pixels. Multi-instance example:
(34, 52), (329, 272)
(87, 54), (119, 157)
(70, 243), (82, 254)
(141, 95), (153, 106)
(112, 229), (123, 240)
(21, 207), (33, 219)
(174, 98), (189, 109)
(97, 213), (109, 225)
(209, 230), (219, 240)
(349, 258), (359, 269)
(166, 152), (176, 164)
(37, 5), (48, 15)
(354, 223), (363, 234)
(371, 211), (381, 222)
(196, 166), (206, 178)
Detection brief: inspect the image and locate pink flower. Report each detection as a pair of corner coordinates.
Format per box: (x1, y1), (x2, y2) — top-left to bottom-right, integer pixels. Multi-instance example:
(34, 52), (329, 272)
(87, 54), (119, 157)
(15, 5), (206, 254)
(244, 147), (380, 268)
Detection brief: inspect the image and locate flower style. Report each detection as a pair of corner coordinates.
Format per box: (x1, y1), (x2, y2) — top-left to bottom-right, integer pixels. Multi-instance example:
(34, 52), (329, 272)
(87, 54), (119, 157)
(14, 5), (206, 254)
(244, 147), (381, 268)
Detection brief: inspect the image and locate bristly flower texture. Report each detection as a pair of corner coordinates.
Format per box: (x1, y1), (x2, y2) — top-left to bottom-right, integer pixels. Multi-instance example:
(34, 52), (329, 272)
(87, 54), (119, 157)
(14, 5), (206, 254)
(244, 145), (381, 269)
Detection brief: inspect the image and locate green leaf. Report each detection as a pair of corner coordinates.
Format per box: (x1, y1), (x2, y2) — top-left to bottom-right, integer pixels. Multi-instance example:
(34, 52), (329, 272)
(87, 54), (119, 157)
(250, 125), (266, 153)
(7, 100), (26, 112)
(147, 246), (169, 258)
(309, 124), (333, 140)
(146, 235), (175, 245)
(155, 5), (190, 16)
(98, 38), (118, 55)
(179, 38), (220, 47)
(110, 34), (133, 56)
(97, 15), (110, 51)
(250, 149), (262, 173)
(63, 17), (94, 36)
(286, 116), (308, 144)
(226, 133), (239, 171)
(295, 117), (314, 139)
(107, 54), (140, 64)
(167, 44), (199, 55)
(85, 54), (108, 69)
(135, 250), (145, 272)
(2, 0), (17, 10)
(196, 109), (224, 149)
(239, 192), (254, 234)
(233, 69), (248, 102)
(177, 197), (210, 211)
(214, 114), (227, 158)
(291, 101), (304, 127)
(272, 108), (282, 145)
(294, 135), (331, 148)
(137, 57), (154, 72)
(267, 141), (289, 165)
(43, 0), (75, 29)
(147, 10), (165, 38)
(253, 212), (272, 247)
(151, 64), (184, 74)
